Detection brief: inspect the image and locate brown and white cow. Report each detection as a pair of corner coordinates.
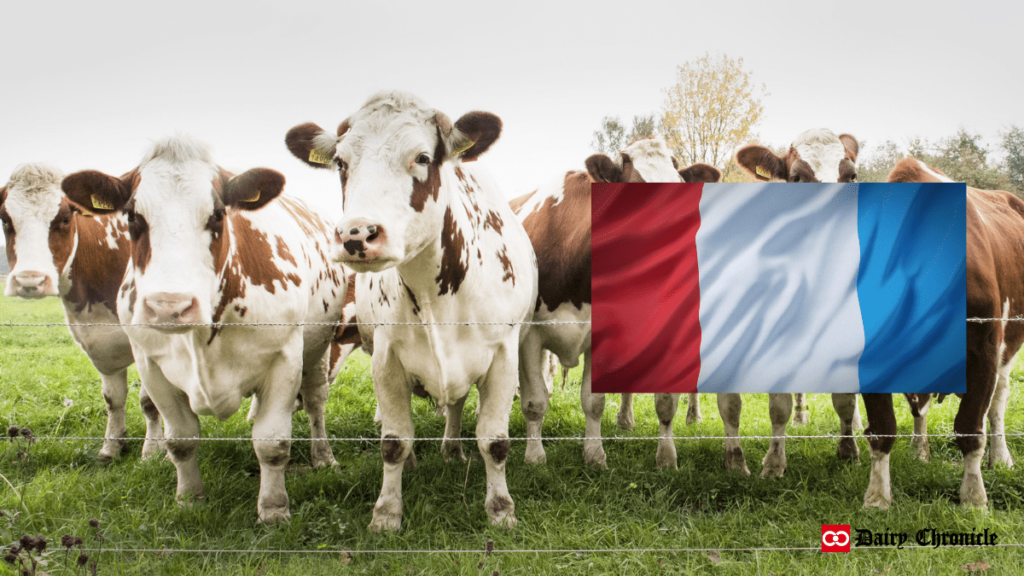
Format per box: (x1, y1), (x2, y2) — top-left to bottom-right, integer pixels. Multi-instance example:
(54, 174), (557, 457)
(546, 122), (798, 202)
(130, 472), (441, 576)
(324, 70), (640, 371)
(858, 158), (1018, 509)
(730, 128), (863, 478)
(285, 90), (538, 531)
(510, 135), (721, 469)
(61, 136), (347, 524)
(1, 163), (163, 461)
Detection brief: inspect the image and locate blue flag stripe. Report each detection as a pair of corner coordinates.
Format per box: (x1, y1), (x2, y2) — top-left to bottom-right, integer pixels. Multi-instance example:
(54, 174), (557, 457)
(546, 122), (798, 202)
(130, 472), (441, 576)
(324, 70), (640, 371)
(856, 183), (967, 394)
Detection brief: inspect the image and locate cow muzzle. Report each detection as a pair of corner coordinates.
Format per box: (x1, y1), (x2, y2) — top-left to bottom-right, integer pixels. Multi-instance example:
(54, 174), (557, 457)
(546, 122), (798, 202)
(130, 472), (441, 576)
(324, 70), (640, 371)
(7, 271), (59, 298)
(142, 292), (201, 327)
(333, 220), (395, 270)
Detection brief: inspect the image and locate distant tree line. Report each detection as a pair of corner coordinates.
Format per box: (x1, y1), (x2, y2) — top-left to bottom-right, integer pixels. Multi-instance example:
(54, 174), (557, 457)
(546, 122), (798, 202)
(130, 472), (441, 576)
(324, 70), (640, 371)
(593, 53), (1024, 194)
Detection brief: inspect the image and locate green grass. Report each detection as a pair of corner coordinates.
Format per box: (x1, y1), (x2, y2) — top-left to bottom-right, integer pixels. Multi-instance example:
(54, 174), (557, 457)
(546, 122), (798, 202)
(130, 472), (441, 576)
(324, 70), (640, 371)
(2, 282), (1023, 575)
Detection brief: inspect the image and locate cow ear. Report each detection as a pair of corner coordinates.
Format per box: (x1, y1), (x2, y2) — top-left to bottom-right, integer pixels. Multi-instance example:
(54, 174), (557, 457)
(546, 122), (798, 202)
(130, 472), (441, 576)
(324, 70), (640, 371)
(735, 145), (787, 181)
(285, 122), (338, 169)
(223, 168), (285, 210)
(62, 169), (134, 214)
(838, 133), (859, 162)
(671, 156), (680, 170)
(585, 153), (623, 183)
(679, 163), (722, 183)
(448, 111), (502, 161)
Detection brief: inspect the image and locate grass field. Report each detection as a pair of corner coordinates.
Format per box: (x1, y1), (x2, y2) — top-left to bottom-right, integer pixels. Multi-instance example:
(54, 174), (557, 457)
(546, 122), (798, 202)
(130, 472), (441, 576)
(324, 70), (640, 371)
(1, 283), (1023, 575)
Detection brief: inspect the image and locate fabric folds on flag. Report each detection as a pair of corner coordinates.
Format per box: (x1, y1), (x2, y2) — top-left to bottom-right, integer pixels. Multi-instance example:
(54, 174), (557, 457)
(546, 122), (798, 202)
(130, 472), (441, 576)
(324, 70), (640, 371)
(591, 183), (966, 394)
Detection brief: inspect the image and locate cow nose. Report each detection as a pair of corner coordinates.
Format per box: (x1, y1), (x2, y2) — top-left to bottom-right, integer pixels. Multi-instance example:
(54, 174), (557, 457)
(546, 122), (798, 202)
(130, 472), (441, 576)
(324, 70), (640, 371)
(335, 220), (387, 259)
(143, 293), (201, 325)
(11, 271), (57, 297)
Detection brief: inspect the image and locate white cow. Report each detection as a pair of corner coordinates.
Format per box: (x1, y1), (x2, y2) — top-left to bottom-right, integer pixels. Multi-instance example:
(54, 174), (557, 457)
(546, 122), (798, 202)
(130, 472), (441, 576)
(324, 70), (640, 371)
(1, 163), (163, 461)
(62, 136), (347, 524)
(285, 90), (537, 531)
(509, 135), (721, 469)
(732, 128), (864, 477)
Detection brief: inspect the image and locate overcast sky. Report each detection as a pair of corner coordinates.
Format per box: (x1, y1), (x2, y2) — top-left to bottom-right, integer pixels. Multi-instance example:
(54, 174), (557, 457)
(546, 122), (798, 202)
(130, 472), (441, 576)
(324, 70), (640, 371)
(2, 0), (1020, 244)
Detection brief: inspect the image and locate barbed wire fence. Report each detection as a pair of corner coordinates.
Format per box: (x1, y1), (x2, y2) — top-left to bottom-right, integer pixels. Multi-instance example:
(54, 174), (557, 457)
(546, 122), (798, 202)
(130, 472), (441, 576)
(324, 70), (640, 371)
(0, 316), (1018, 560)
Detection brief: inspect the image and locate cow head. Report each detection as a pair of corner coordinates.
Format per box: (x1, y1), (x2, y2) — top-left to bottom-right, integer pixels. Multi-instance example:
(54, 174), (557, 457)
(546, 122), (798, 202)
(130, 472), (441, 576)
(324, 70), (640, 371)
(585, 135), (722, 184)
(736, 129), (859, 183)
(886, 158), (953, 183)
(1, 163), (74, 299)
(285, 90), (502, 273)
(62, 136), (284, 329)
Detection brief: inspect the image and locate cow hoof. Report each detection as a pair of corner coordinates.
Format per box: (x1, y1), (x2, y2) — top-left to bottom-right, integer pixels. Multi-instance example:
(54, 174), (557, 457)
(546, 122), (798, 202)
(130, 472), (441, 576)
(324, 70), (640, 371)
(97, 441), (125, 463)
(960, 477), (988, 509)
(760, 454), (786, 479)
(792, 410), (810, 426)
(140, 440), (165, 460)
(487, 496), (517, 529)
(862, 492), (891, 510)
(724, 448), (751, 476)
(617, 409), (635, 431)
(175, 493), (205, 509)
(912, 442), (931, 463)
(524, 443), (547, 464)
(312, 457), (340, 470)
(685, 409), (702, 426)
(583, 446), (608, 469)
(257, 507), (291, 525)
(368, 511), (402, 533)
(988, 451), (1014, 469)
(404, 452), (419, 470)
(442, 441), (466, 463)
(655, 443), (678, 470)
(837, 437), (860, 462)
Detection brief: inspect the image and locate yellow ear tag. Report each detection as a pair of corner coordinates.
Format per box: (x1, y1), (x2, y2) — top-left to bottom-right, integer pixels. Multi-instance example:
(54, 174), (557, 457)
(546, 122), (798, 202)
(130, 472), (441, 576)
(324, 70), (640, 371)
(243, 190), (261, 203)
(80, 208), (93, 217)
(755, 165), (771, 179)
(451, 139), (475, 157)
(90, 194), (115, 210)
(308, 149), (333, 165)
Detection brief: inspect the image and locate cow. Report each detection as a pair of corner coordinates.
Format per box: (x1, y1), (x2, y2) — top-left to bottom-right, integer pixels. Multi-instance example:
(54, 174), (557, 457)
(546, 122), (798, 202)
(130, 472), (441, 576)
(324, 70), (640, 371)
(284, 90), (538, 531)
(510, 134), (721, 469)
(858, 158), (1018, 509)
(730, 128), (864, 478)
(60, 135), (347, 524)
(1, 163), (163, 462)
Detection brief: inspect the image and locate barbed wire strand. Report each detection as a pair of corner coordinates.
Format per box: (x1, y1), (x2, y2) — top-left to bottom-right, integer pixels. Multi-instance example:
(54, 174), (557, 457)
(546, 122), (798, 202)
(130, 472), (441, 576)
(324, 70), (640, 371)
(68, 543), (1024, 554)
(13, 431), (1024, 442)
(0, 317), (1015, 327)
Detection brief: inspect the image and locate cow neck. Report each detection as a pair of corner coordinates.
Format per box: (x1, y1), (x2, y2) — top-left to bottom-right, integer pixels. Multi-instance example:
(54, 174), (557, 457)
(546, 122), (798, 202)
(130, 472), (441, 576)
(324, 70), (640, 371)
(395, 177), (459, 308)
(63, 212), (130, 315)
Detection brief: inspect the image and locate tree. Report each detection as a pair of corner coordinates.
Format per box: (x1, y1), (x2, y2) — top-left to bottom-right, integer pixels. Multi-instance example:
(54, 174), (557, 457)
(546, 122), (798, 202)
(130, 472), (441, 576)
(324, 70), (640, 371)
(911, 129), (1012, 192)
(592, 114), (658, 154)
(1001, 125), (1024, 192)
(856, 139), (902, 183)
(661, 53), (767, 169)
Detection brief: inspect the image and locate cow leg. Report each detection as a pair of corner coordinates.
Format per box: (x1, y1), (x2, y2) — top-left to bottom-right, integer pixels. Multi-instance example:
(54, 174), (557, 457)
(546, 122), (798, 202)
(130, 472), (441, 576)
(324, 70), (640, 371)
(832, 393), (860, 462)
(792, 393), (809, 425)
(140, 362), (204, 506)
(717, 393), (750, 476)
(958, 313), (1001, 509)
(476, 339), (519, 529)
(988, 359), (1014, 469)
(909, 394), (933, 462)
(369, 345), (414, 532)
(852, 394), (864, 431)
(252, 356), (303, 525)
(139, 382), (164, 459)
(519, 330), (549, 464)
(300, 350), (338, 470)
(97, 368), (129, 462)
(862, 394), (895, 509)
(543, 351), (558, 398)
(618, 393), (635, 431)
(442, 395), (468, 462)
(579, 349), (607, 468)
(685, 392), (702, 426)
(654, 393), (679, 469)
(761, 393), (791, 478)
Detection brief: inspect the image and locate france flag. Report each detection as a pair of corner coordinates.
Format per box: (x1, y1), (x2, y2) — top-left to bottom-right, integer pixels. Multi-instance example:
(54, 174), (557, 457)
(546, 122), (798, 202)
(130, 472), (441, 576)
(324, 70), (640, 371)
(591, 182), (966, 394)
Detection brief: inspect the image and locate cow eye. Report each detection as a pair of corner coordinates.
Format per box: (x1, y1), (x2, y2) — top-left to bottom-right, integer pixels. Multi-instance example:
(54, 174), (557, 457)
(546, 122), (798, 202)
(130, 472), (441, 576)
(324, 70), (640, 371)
(62, 215), (71, 226)
(126, 210), (136, 223)
(336, 158), (348, 171)
(791, 175), (801, 183)
(850, 173), (858, 182)
(1, 218), (11, 233)
(214, 207), (225, 222)
(415, 153), (431, 166)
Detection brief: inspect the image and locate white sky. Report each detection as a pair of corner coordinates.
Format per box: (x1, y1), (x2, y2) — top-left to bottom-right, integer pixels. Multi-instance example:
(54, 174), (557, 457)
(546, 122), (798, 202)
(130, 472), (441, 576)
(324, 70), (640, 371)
(2, 0), (1021, 247)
